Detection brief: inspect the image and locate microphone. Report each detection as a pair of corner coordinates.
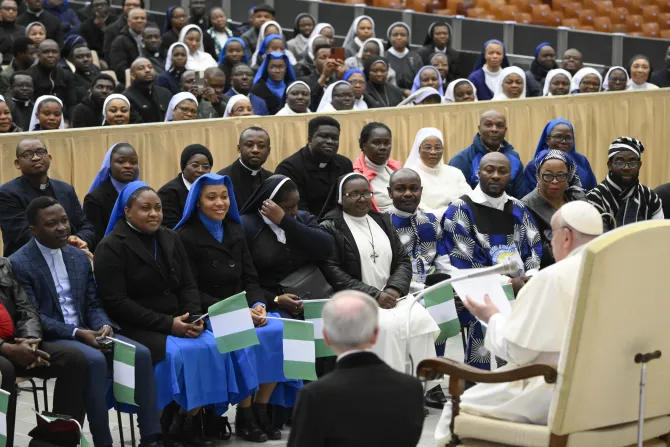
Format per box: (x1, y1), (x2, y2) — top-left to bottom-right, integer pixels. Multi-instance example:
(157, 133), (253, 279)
(451, 259), (519, 281)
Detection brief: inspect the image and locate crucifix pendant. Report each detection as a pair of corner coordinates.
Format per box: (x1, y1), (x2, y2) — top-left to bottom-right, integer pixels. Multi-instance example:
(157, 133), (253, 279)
(370, 248), (379, 263)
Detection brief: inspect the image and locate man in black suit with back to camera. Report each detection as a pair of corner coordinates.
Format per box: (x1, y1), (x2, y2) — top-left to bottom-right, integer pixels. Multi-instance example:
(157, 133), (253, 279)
(287, 290), (425, 447)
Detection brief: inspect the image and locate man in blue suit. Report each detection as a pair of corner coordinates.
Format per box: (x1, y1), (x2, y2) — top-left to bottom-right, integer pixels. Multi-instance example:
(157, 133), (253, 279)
(10, 197), (164, 447)
(225, 63), (269, 116)
(0, 138), (96, 257)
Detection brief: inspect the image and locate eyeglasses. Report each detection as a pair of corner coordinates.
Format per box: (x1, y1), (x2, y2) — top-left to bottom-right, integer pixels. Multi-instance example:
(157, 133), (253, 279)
(19, 149), (48, 160)
(177, 105), (198, 115)
(1, 6), (18, 11)
(612, 160), (640, 169)
(344, 191), (373, 200)
(563, 55), (581, 61)
(188, 162), (211, 172)
(549, 134), (573, 143)
(541, 172), (568, 183)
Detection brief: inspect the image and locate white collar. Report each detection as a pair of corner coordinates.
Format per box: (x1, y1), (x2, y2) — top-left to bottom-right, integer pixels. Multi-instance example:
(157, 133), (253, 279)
(35, 239), (60, 256)
(182, 175), (193, 191)
(364, 155), (387, 172)
(468, 184), (508, 210)
(354, 36), (365, 48)
(238, 158), (260, 176)
(387, 47), (409, 59)
(337, 348), (372, 362)
(389, 206), (415, 218)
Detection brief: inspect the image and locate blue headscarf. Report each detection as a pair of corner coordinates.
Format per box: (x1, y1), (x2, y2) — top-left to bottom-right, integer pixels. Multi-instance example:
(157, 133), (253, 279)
(534, 149), (584, 200)
(218, 37), (249, 65)
(164, 7), (178, 34)
(411, 65), (444, 96)
(88, 143), (140, 194)
(534, 42), (553, 59)
(533, 118), (576, 158)
(173, 174), (240, 243)
(344, 68), (365, 81)
(104, 181), (150, 237)
(253, 51), (296, 99)
(472, 39), (510, 71)
(256, 34), (285, 61)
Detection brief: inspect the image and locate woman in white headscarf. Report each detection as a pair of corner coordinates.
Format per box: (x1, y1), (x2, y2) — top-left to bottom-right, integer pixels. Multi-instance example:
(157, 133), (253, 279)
(156, 42), (189, 95)
(316, 80), (355, 113)
(602, 65), (629, 92)
(249, 21), (298, 69)
(542, 68), (572, 96)
(276, 81), (311, 116)
(444, 79), (477, 103)
(286, 13), (315, 59)
(179, 24), (217, 71)
(223, 94), (254, 118)
(29, 95), (65, 131)
(570, 67), (602, 93)
(165, 92), (199, 122)
(398, 87), (442, 106)
(343, 15), (376, 58)
(405, 127), (471, 217)
(492, 66), (527, 100)
(309, 23), (335, 46)
(102, 93), (131, 126)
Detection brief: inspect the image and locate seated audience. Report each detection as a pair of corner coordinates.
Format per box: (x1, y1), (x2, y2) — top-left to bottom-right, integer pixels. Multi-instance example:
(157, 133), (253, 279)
(160, 6), (187, 55)
(123, 58), (172, 123)
(411, 65), (443, 96)
(435, 201), (603, 445)
(0, 0), (26, 63)
(251, 32), (296, 70)
(522, 150), (586, 268)
(309, 23), (334, 46)
(197, 67), (228, 118)
(94, 181), (237, 447)
(165, 91), (198, 122)
(628, 54), (658, 90)
(226, 63), (269, 116)
(58, 34), (86, 73)
(157, 42), (188, 95)
(442, 152), (542, 370)
(570, 67), (602, 93)
(109, 7), (146, 84)
(0, 37), (35, 96)
(25, 21), (47, 46)
(298, 41), (342, 111)
(444, 78), (477, 103)
(399, 87), (442, 106)
(276, 81), (311, 115)
(318, 173), (439, 372)
(316, 81), (355, 113)
(286, 13), (315, 59)
(188, 0), (210, 33)
(363, 56), (404, 108)
(102, 93), (131, 126)
(293, 34), (327, 78)
(10, 196), (162, 447)
(650, 44), (670, 88)
(43, 0), (79, 37)
(158, 144), (213, 228)
(179, 24), (217, 71)
(207, 7), (236, 60)
(6, 72), (34, 130)
(72, 73), (115, 128)
(70, 45), (101, 103)
(468, 39), (510, 101)
(0, 256), (87, 447)
(217, 126), (273, 207)
(251, 51), (296, 116)
(275, 116), (354, 216)
(0, 138), (95, 257)
(28, 39), (76, 114)
(525, 42), (557, 97)
(449, 110), (526, 198)
(431, 53), (451, 85)
(16, 0), (63, 46)
(175, 173), (301, 442)
(223, 94), (254, 117)
(84, 142), (140, 242)
(523, 118), (597, 193)
(344, 38), (391, 81)
(287, 290), (424, 447)
(386, 22), (423, 90)
(560, 48), (583, 76)
(0, 95), (22, 132)
(343, 69), (367, 110)
(406, 128), (471, 217)
(343, 15), (375, 58)
(78, 0), (117, 58)
(603, 65), (629, 92)
(587, 136), (663, 231)
(492, 66), (526, 100)
(141, 26), (166, 76)
(241, 4), (275, 53)
(29, 95), (64, 130)
(417, 21), (460, 76)
(218, 37), (248, 92)
(353, 122), (402, 212)
(543, 68), (572, 96)
(102, 0), (142, 59)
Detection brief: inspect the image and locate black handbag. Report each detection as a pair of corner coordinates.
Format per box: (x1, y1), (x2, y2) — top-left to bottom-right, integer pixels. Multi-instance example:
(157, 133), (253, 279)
(278, 264), (333, 300)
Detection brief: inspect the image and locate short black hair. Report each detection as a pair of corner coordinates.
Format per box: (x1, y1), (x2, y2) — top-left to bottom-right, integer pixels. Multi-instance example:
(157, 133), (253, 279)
(313, 41), (331, 56)
(239, 126), (269, 144)
(123, 0), (144, 8)
(359, 122), (391, 149)
(126, 186), (155, 208)
(92, 73), (116, 88)
(16, 138), (45, 157)
(308, 116), (340, 138)
(253, 4), (275, 15)
(9, 71), (32, 87)
(37, 98), (61, 113)
(231, 63), (253, 75)
(27, 196), (60, 226)
(11, 37), (34, 56)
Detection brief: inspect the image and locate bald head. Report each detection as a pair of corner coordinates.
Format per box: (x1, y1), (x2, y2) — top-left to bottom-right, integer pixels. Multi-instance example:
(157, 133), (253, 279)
(478, 152), (511, 197)
(479, 109), (505, 126)
(479, 110), (507, 150)
(480, 152), (509, 170)
(322, 290), (379, 353)
(130, 57), (154, 83)
(389, 168), (421, 187)
(550, 202), (603, 262)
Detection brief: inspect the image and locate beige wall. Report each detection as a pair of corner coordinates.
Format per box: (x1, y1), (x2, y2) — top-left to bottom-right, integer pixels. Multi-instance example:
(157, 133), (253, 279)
(1, 89), (669, 201)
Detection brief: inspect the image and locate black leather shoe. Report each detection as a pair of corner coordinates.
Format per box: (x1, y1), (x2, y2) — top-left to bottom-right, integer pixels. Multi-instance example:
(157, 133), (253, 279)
(425, 385), (448, 409)
(179, 411), (214, 447)
(235, 406), (267, 443)
(253, 403), (281, 440)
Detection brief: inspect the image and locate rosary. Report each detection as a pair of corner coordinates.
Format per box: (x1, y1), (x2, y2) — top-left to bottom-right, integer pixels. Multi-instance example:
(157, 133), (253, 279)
(365, 217), (379, 263)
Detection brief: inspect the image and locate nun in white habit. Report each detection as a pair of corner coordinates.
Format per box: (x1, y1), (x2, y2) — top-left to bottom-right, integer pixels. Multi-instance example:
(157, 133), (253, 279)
(318, 172), (440, 373)
(29, 95), (65, 131)
(570, 67), (603, 93)
(276, 81), (311, 116)
(492, 66), (527, 100)
(444, 79), (478, 103)
(542, 68), (572, 96)
(398, 87), (442, 106)
(435, 201), (604, 446)
(164, 92), (198, 122)
(405, 128), (472, 217)
(223, 94), (254, 118)
(343, 15), (376, 58)
(179, 24), (218, 71)
(316, 80), (356, 113)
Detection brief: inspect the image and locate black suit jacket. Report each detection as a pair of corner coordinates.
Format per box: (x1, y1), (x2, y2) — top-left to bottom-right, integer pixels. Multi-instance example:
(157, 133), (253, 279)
(249, 78), (283, 116)
(157, 174), (189, 229)
(0, 176), (95, 257)
(83, 178), (118, 244)
(217, 159), (273, 209)
(109, 27), (139, 84)
(122, 83), (172, 123)
(94, 220), (202, 363)
(287, 351), (424, 447)
(651, 68), (670, 88)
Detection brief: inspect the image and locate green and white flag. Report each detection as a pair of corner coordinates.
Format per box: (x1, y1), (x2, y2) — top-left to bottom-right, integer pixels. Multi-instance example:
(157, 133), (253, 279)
(37, 412), (91, 447)
(302, 299), (335, 358)
(113, 340), (136, 406)
(423, 285), (460, 344)
(282, 319), (317, 381)
(0, 389), (8, 447)
(209, 291), (260, 353)
(503, 283), (515, 301)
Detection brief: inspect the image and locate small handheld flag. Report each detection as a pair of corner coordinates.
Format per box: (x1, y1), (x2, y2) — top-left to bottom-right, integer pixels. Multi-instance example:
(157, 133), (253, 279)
(208, 292), (260, 353)
(503, 283), (515, 301)
(424, 285), (460, 344)
(0, 389), (9, 447)
(282, 319), (317, 380)
(112, 338), (136, 406)
(302, 299), (335, 358)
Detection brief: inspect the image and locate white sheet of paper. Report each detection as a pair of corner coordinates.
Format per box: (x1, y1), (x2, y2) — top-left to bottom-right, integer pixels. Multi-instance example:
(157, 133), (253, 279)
(450, 269), (512, 326)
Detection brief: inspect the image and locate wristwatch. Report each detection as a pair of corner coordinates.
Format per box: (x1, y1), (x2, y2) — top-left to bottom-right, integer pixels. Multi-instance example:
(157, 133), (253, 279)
(274, 296), (280, 304)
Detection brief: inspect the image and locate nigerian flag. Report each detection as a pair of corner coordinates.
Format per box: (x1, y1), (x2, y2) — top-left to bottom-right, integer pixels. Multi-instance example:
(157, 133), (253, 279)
(282, 319), (317, 380)
(503, 283), (515, 301)
(302, 300), (335, 358)
(113, 340), (136, 406)
(209, 292), (260, 353)
(0, 389), (8, 447)
(424, 285), (460, 344)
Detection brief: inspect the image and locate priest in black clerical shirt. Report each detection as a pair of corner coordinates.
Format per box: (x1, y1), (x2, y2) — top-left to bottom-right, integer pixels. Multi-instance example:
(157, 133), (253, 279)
(275, 116), (354, 217)
(217, 126), (273, 209)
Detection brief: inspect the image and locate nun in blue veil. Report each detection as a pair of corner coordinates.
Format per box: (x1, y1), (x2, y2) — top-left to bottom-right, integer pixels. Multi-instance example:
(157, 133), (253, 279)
(93, 181), (239, 446)
(467, 39), (511, 101)
(174, 173), (301, 443)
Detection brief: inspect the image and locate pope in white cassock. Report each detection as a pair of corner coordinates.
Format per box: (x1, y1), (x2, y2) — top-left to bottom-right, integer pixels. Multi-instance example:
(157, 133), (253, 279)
(435, 201), (604, 445)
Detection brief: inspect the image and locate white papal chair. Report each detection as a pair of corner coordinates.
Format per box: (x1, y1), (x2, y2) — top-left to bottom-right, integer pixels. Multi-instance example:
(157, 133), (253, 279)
(418, 220), (670, 447)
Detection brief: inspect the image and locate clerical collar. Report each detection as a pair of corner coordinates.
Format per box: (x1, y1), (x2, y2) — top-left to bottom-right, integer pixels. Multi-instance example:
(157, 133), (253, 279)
(27, 8), (43, 16)
(182, 175), (193, 191)
(12, 96), (31, 107)
(468, 184), (508, 211)
(389, 206), (415, 218)
(337, 348), (372, 362)
(35, 239), (59, 256)
(238, 158), (260, 176)
(25, 175), (50, 190)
